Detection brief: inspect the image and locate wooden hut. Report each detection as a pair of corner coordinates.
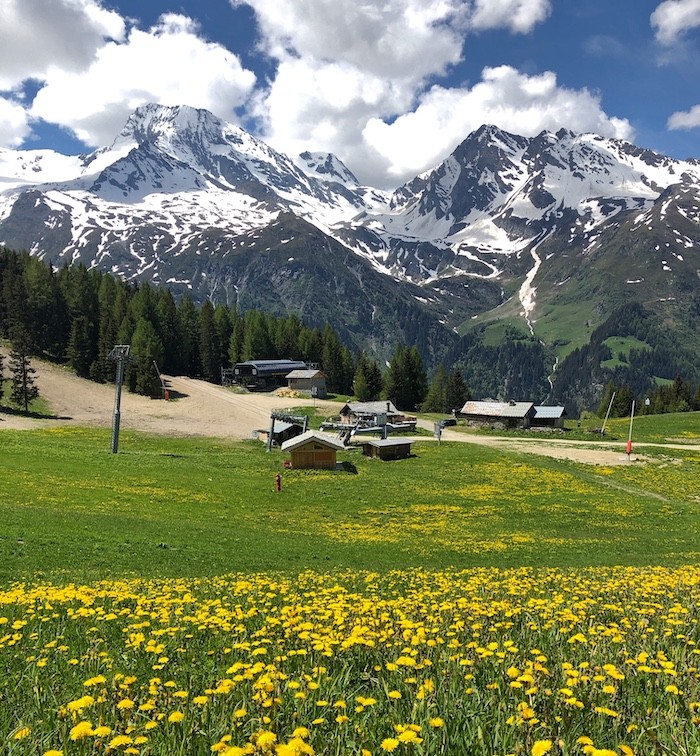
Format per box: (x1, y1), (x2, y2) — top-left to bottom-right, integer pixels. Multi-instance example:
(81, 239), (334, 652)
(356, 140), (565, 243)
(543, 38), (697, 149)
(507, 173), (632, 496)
(459, 400), (535, 429)
(360, 437), (413, 460)
(286, 369), (328, 398)
(281, 430), (346, 470)
(532, 405), (567, 429)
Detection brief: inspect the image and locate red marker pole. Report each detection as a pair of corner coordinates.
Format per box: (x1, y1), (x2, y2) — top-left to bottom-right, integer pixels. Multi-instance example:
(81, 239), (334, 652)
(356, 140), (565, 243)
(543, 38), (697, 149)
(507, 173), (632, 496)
(275, 473), (281, 492)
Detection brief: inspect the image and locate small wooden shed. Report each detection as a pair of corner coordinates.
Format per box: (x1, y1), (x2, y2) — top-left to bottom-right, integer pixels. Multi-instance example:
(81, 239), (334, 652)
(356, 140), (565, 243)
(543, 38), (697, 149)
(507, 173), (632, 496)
(286, 369), (328, 398)
(281, 430), (346, 470)
(532, 405), (567, 429)
(360, 437), (413, 460)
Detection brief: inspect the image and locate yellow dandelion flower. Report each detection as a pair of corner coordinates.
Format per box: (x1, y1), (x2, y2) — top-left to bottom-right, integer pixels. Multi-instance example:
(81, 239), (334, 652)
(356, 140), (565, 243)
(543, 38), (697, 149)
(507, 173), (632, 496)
(388, 690), (402, 699)
(532, 740), (552, 756)
(69, 721), (94, 741)
(429, 717), (445, 728)
(380, 738), (400, 752)
(83, 675), (106, 687)
(117, 698), (135, 709)
(168, 711), (185, 723)
(13, 727), (31, 740)
(107, 735), (133, 748)
(256, 730), (277, 749)
(93, 726), (111, 737)
(43, 751), (63, 756)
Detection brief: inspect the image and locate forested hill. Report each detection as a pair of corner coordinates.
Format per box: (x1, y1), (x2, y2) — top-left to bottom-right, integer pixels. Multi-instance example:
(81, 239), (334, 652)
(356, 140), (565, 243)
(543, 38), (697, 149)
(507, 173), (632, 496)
(2, 247), (699, 415)
(0, 248), (359, 399)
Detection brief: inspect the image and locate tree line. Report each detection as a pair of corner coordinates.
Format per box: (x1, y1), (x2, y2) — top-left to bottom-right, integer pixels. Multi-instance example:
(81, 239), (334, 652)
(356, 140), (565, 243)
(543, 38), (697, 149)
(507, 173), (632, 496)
(0, 248), (470, 412)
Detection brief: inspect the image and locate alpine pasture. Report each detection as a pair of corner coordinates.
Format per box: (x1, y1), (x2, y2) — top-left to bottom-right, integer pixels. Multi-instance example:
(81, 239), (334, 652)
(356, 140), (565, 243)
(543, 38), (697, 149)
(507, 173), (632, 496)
(2, 414), (700, 756)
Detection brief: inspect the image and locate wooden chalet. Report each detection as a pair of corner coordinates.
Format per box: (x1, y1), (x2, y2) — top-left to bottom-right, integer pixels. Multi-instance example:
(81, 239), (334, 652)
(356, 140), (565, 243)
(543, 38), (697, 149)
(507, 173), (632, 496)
(460, 400), (536, 429)
(286, 369), (327, 398)
(360, 437), (413, 461)
(233, 359), (307, 391)
(281, 430), (346, 470)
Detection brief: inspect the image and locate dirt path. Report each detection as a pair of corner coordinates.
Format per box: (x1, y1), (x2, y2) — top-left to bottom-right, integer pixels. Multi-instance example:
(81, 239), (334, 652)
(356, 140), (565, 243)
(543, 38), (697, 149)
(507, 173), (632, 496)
(2, 356), (698, 466)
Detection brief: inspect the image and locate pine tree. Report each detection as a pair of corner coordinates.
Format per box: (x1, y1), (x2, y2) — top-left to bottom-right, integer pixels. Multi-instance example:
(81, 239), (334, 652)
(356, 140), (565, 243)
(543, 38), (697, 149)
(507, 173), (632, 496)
(422, 365), (448, 412)
(130, 318), (165, 398)
(199, 300), (221, 382)
(445, 368), (470, 413)
(9, 330), (39, 412)
(353, 352), (371, 401)
(67, 315), (96, 378)
(242, 310), (272, 360)
(0, 351), (4, 404)
(385, 345), (427, 411)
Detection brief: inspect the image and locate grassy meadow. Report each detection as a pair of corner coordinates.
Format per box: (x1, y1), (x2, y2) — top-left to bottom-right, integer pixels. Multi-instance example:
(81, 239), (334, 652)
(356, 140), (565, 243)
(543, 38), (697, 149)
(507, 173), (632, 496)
(2, 420), (700, 755)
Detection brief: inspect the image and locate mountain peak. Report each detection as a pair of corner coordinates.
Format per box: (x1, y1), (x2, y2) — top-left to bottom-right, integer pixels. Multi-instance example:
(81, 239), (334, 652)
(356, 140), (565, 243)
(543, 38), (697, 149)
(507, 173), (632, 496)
(297, 151), (359, 186)
(118, 103), (229, 149)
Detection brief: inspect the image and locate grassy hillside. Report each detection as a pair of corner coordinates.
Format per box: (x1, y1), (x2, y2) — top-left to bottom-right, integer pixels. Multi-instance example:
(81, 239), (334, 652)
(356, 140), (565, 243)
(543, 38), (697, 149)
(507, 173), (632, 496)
(2, 426), (700, 583)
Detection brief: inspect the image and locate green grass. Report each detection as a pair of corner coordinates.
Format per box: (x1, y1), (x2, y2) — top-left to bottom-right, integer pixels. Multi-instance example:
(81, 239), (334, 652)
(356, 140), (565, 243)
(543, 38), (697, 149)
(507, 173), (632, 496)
(3, 426), (700, 755)
(2, 425), (700, 584)
(600, 335), (651, 369)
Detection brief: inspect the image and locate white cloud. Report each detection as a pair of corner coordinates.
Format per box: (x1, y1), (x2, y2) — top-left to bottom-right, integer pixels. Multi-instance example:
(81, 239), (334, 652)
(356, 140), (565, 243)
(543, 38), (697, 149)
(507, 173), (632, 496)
(29, 13), (257, 147)
(363, 67), (634, 184)
(651, 0), (700, 44)
(0, 0), (125, 90)
(668, 104), (700, 129)
(234, 0), (559, 186)
(470, 0), (552, 34)
(232, 0), (468, 79)
(0, 97), (32, 148)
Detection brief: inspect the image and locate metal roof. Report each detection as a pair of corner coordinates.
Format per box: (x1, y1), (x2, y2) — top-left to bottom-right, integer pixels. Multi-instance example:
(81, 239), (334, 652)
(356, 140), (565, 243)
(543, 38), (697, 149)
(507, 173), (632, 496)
(286, 369), (325, 379)
(533, 405), (567, 419)
(281, 430), (346, 452)
(360, 437), (414, 448)
(342, 400), (399, 415)
(235, 359), (308, 376)
(461, 400), (535, 418)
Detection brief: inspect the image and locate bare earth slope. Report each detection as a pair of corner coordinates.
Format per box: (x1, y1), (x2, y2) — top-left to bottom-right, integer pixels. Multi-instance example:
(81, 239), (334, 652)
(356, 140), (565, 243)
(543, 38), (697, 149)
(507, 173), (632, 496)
(0, 357), (342, 438)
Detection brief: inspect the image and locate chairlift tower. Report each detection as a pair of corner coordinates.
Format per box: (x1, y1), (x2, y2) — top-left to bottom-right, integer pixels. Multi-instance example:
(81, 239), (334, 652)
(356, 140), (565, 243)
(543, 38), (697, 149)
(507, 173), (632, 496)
(108, 345), (132, 454)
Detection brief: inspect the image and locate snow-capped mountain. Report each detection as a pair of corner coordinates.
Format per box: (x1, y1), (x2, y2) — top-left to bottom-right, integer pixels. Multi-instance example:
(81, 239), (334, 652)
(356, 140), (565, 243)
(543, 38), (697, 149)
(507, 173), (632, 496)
(1, 103), (699, 395)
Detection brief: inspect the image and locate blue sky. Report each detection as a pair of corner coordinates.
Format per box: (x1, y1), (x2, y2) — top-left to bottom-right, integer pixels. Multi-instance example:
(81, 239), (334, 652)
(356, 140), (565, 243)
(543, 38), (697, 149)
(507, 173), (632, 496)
(1, 0), (699, 187)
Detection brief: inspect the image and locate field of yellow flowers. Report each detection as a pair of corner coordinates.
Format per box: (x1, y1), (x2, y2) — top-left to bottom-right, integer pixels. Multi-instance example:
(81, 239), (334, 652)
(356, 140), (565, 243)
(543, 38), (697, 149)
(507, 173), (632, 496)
(2, 567), (700, 755)
(2, 423), (700, 754)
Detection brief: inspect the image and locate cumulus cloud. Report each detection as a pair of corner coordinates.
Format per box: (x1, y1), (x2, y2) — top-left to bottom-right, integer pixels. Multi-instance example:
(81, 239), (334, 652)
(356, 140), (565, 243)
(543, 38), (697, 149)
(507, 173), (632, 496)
(651, 0), (700, 44)
(469, 0), (552, 34)
(668, 104), (700, 129)
(357, 66), (635, 185)
(233, 0), (468, 80)
(0, 0), (125, 90)
(29, 13), (256, 147)
(233, 0), (560, 185)
(0, 97), (32, 148)
(362, 67), (634, 185)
